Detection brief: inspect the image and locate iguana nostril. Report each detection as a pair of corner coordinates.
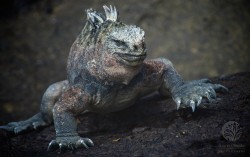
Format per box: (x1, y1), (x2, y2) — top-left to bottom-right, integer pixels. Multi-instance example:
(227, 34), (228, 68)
(134, 45), (138, 50)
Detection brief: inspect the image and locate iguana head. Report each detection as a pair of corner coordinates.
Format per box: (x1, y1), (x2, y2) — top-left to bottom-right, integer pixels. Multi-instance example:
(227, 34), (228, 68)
(68, 5), (147, 85)
(85, 5), (146, 65)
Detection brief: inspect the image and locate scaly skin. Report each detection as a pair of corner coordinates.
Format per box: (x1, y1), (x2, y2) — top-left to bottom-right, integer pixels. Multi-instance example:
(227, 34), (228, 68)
(0, 5), (228, 152)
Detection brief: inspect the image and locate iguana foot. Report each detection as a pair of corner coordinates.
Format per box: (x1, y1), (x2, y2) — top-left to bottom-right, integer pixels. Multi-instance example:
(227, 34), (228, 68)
(172, 79), (228, 112)
(0, 113), (49, 134)
(47, 135), (94, 152)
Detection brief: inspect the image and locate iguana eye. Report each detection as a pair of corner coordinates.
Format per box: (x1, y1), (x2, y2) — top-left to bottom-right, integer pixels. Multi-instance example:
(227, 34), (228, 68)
(112, 39), (127, 47)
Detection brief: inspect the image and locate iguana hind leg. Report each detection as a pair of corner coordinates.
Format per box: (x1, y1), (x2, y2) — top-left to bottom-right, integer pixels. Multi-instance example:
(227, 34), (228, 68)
(0, 80), (69, 134)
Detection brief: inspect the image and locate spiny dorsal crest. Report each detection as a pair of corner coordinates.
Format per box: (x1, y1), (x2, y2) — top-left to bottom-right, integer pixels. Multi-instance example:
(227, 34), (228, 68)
(86, 5), (118, 28)
(103, 5), (117, 21)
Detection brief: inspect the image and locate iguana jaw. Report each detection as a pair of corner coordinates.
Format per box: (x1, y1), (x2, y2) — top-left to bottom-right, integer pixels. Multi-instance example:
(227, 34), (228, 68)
(115, 52), (146, 66)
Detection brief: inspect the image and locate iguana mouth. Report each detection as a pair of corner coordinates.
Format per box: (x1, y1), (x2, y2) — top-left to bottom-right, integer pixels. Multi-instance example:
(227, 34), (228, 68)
(116, 53), (146, 66)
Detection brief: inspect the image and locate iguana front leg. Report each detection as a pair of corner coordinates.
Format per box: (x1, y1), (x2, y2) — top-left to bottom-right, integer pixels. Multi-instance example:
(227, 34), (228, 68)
(158, 58), (228, 112)
(47, 85), (94, 152)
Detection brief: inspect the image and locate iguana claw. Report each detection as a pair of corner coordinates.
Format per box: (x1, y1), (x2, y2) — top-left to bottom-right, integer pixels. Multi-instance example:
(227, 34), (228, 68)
(47, 136), (94, 152)
(172, 79), (228, 112)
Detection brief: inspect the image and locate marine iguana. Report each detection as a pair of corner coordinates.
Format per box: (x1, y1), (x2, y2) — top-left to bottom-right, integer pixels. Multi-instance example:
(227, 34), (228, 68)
(0, 5), (228, 152)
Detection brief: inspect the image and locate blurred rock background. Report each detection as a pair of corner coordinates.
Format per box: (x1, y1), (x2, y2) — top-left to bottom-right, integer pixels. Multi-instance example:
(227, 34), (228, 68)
(0, 0), (249, 123)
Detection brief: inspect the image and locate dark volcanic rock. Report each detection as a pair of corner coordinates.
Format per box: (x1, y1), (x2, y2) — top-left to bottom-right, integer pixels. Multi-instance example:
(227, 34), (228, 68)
(0, 72), (249, 157)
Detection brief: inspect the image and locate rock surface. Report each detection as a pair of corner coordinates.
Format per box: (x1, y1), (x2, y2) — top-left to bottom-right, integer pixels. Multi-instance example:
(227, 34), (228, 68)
(0, 72), (249, 157)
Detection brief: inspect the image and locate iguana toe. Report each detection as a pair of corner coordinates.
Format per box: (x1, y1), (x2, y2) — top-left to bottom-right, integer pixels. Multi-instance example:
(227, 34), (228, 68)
(47, 136), (94, 152)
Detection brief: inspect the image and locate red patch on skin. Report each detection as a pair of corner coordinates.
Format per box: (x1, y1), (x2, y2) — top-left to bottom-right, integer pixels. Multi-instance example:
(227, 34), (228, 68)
(54, 86), (90, 114)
